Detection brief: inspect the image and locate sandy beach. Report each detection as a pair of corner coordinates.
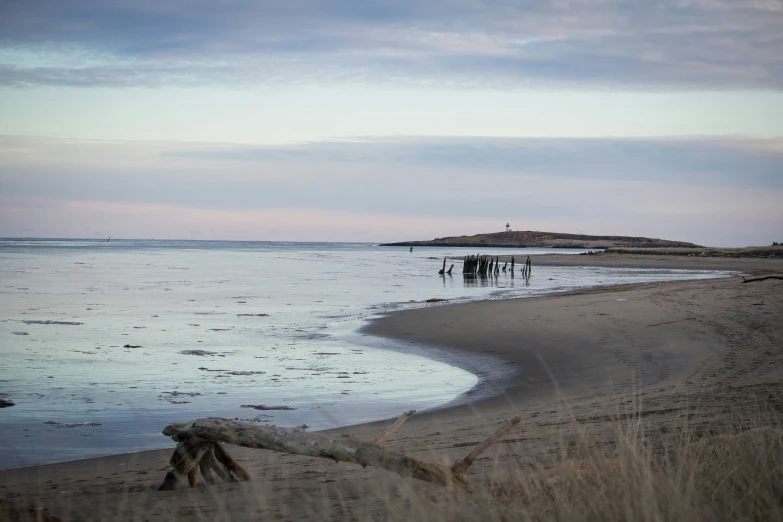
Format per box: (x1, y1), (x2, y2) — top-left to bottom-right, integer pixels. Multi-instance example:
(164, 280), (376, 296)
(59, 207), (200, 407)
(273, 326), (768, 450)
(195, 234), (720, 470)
(1, 256), (781, 521)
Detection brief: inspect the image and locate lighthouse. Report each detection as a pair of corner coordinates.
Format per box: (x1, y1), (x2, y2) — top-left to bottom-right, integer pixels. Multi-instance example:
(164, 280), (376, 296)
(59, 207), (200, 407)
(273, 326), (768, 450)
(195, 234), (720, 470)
(505, 223), (511, 232)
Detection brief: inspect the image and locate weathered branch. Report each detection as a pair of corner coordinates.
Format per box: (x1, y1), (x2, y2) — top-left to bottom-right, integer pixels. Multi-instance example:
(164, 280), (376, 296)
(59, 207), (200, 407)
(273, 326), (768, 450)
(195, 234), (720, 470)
(741, 275), (783, 284)
(197, 446), (217, 485)
(158, 414), (521, 492)
(371, 410), (416, 446)
(206, 445), (235, 483)
(158, 441), (210, 491)
(212, 440), (251, 481)
(451, 416), (521, 477)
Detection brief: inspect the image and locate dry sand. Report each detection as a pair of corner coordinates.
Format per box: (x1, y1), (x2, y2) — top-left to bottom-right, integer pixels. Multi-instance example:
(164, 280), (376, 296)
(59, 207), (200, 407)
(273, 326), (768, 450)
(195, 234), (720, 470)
(1, 257), (781, 521)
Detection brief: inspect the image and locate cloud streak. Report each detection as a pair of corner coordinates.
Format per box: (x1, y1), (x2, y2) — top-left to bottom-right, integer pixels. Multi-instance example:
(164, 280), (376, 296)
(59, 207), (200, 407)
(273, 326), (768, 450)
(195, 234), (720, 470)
(1, 135), (781, 245)
(1, 0), (782, 89)
(170, 136), (783, 189)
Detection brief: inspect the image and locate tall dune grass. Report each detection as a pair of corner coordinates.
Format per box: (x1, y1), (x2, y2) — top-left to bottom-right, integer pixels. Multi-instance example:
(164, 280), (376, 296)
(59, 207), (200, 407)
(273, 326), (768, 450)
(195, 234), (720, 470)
(2, 394), (781, 521)
(209, 396), (783, 520)
(484, 412), (782, 521)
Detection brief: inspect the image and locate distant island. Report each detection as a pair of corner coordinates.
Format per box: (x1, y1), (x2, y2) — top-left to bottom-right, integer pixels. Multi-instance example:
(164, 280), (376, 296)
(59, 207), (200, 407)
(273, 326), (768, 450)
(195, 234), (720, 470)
(381, 230), (701, 249)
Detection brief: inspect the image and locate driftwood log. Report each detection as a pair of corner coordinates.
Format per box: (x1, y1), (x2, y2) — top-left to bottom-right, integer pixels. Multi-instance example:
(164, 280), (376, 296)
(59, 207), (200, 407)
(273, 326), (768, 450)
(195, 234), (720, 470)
(158, 413), (521, 491)
(741, 275), (783, 283)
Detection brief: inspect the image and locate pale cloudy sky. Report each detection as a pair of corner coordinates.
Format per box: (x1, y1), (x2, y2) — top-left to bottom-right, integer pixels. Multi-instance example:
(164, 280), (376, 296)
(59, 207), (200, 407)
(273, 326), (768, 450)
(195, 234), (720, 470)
(1, 0), (782, 246)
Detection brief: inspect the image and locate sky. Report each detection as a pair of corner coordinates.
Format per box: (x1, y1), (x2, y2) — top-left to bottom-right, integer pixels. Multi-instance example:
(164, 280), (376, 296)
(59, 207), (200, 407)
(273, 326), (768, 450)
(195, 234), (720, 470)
(1, 0), (782, 246)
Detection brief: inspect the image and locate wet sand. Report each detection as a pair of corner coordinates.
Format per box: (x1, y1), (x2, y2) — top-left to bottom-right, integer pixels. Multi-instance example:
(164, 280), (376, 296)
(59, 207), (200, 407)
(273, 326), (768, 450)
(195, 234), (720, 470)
(1, 257), (781, 521)
(523, 252), (783, 271)
(475, 251), (783, 272)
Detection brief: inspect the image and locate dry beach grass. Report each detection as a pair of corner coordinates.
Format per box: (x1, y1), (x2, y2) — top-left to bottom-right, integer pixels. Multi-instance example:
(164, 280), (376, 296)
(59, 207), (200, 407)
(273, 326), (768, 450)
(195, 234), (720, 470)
(1, 258), (782, 521)
(2, 388), (781, 522)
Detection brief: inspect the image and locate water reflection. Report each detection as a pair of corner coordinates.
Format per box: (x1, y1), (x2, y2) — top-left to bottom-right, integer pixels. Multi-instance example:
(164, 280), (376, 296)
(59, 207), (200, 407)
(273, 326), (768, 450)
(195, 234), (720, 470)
(463, 272), (533, 288)
(463, 274), (509, 288)
(441, 273), (454, 288)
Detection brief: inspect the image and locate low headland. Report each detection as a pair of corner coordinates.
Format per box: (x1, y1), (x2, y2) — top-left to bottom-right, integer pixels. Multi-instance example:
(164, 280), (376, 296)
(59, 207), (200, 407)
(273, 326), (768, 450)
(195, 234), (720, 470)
(1, 255), (782, 521)
(381, 230), (701, 249)
(384, 230), (783, 259)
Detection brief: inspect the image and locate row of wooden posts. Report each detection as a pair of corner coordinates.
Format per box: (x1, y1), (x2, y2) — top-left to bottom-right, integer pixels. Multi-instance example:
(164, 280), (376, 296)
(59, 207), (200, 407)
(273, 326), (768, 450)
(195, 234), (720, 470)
(451, 255), (532, 277)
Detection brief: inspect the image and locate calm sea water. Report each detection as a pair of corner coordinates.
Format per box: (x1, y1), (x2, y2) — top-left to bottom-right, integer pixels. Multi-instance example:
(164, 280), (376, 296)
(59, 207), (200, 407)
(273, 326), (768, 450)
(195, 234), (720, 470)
(0, 239), (730, 469)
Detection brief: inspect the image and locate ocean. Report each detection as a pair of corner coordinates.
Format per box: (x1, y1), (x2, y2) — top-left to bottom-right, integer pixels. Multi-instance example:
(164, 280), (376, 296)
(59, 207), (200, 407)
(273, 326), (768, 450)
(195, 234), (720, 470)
(0, 239), (730, 469)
